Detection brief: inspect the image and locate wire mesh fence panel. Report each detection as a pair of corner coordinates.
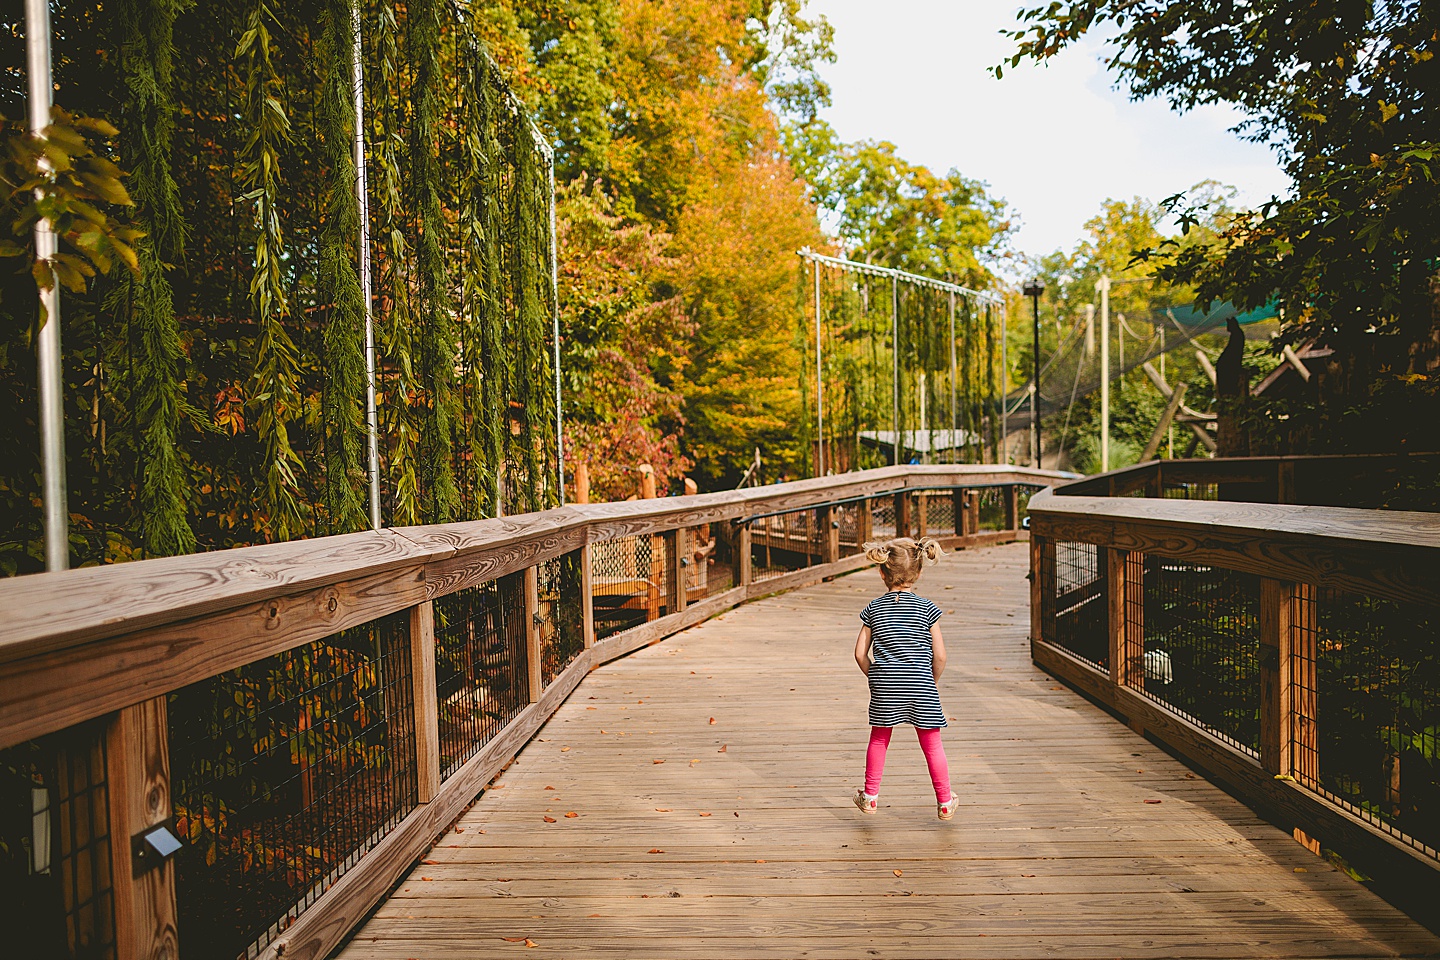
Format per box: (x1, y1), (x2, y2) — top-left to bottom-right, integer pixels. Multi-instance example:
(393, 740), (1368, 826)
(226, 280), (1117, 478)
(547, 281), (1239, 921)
(911, 490), (956, 538)
(1296, 589), (1440, 859)
(1138, 559), (1261, 755)
(976, 486), (1008, 531)
(1050, 541), (1107, 670)
(1162, 482), (1219, 501)
(590, 536), (664, 641)
(869, 495), (897, 539)
(433, 576), (529, 779)
(168, 612), (417, 960)
(1016, 485), (1043, 521)
(834, 501), (866, 557)
(750, 509), (824, 582)
(682, 524), (735, 600)
(537, 553), (585, 687)
(0, 723), (115, 960)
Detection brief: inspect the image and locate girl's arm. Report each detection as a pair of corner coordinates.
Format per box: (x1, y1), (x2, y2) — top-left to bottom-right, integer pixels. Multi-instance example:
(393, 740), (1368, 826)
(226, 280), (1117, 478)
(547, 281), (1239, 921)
(931, 624), (947, 681)
(854, 626), (873, 676)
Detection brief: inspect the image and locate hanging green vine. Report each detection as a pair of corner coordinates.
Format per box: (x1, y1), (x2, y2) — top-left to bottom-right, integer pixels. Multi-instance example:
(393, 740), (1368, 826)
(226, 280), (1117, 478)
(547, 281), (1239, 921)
(316, 0), (368, 533)
(406, 0), (459, 523)
(372, 0), (420, 526)
(114, 0), (195, 557)
(511, 126), (551, 513)
(237, 0), (305, 541)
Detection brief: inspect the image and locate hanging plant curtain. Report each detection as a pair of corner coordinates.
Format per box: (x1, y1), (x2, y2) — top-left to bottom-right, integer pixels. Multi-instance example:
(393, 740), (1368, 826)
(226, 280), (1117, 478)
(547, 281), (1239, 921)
(0, 0), (561, 572)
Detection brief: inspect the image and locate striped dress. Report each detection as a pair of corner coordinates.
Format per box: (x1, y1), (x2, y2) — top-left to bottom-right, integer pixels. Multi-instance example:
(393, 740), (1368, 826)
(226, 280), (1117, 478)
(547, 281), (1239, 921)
(860, 591), (947, 728)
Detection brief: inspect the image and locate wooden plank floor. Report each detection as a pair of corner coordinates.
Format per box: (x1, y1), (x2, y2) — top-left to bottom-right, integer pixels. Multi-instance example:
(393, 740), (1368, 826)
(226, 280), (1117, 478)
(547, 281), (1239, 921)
(338, 542), (1440, 959)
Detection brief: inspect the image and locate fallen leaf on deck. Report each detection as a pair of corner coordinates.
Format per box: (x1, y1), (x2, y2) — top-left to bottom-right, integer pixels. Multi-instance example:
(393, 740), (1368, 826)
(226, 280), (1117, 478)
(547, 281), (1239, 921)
(420, 876), (432, 881)
(544, 786), (556, 790)
(755, 859), (766, 863)
(655, 808), (671, 812)
(647, 848), (664, 854)
(709, 718), (717, 725)
(422, 859), (437, 864)
(560, 746), (571, 752)
(653, 759), (665, 764)
(1143, 799), (1162, 804)
(565, 812), (578, 818)
(543, 816), (557, 822)
(588, 913), (601, 918)
(1294, 867), (1308, 873)
(586, 707), (597, 710)
(501, 937), (528, 942)
(455, 827), (466, 833)
(893, 869), (903, 877)
(699, 812), (712, 817)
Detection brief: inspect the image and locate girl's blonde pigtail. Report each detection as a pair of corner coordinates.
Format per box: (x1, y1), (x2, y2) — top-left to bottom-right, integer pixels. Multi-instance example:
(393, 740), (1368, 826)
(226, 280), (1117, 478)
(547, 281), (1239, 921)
(919, 537), (944, 565)
(862, 541), (892, 564)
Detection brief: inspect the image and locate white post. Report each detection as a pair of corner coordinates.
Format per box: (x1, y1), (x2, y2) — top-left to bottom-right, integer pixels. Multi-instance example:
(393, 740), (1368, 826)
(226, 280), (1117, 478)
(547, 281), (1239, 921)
(548, 155), (565, 504)
(27, 0), (67, 572)
(918, 371), (928, 465)
(948, 291), (957, 464)
(891, 275), (900, 466)
(813, 259), (824, 477)
(1000, 300), (1008, 463)
(1098, 275), (1111, 473)
(1084, 303), (1095, 357)
(351, 0), (382, 530)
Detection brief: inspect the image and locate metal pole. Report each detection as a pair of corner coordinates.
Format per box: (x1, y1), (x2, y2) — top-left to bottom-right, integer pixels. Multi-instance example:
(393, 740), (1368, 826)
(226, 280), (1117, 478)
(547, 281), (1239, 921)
(1098, 275), (1111, 472)
(813, 259), (823, 477)
(352, 0), (382, 531)
(1000, 301), (1008, 463)
(948, 291), (957, 464)
(891, 276), (901, 466)
(1031, 291), (1041, 469)
(548, 156), (564, 505)
(27, 0), (67, 572)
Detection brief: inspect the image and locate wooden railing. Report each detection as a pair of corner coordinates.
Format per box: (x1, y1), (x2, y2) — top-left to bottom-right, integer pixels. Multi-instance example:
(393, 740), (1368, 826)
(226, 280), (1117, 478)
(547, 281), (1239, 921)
(0, 463), (1064, 960)
(1028, 454), (1440, 921)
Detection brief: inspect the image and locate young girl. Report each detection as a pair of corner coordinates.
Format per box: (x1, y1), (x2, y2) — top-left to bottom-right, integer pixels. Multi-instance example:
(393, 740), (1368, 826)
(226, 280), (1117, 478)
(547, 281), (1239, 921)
(852, 537), (958, 820)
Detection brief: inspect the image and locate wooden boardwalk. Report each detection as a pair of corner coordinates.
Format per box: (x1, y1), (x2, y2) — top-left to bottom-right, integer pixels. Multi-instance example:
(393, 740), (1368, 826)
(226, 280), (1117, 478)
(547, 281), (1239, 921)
(338, 542), (1440, 959)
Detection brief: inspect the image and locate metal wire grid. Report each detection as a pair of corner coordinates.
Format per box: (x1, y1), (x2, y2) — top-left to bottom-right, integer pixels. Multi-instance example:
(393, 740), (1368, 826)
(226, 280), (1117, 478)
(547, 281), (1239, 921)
(0, 724), (116, 960)
(537, 553), (585, 686)
(750, 508), (824, 582)
(909, 490), (956, 538)
(868, 494), (897, 539)
(168, 612), (417, 960)
(1294, 589), (1440, 859)
(1015, 484), (1043, 521)
(833, 502), (865, 558)
(1050, 541), (1107, 670)
(1162, 482), (1219, 500)
(975, 486), (1009, 531)
(682, 524), (735, 600)
(590, 536), (667, 641)
(433, 576), (529, 780)
(1138, 559), (1262, 756)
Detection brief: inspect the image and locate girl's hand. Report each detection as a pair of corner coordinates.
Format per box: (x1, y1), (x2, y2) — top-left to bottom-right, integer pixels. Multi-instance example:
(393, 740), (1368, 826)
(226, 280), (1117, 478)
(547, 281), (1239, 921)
(932, 624), (946, 681)
(854, 626), (872, 676)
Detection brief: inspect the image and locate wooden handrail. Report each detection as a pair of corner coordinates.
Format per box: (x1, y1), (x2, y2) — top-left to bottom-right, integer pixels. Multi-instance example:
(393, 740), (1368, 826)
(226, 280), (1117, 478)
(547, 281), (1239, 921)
(1027, 454), (1440, 927)
(0, 463), (1065, 960)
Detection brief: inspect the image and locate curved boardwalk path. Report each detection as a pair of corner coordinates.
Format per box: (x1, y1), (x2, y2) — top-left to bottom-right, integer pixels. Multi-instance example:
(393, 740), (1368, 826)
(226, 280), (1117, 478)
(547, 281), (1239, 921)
(339, 542), (1440, 959)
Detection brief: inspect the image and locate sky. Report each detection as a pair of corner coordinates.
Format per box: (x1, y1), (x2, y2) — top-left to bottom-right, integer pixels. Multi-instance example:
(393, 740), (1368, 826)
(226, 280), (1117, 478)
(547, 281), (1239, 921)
(811, 0), (1291, 262)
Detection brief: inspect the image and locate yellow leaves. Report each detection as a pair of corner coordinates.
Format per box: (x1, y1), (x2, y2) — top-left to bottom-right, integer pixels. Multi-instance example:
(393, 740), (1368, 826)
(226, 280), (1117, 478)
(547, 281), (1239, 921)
(893, 869), (903, 877)
(1378, 100), (1399, 123)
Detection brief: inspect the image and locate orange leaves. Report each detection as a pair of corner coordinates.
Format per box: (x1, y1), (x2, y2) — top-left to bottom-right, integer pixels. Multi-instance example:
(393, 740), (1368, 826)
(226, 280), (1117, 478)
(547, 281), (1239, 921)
(708, 717), (717, 724)
(543, 816), (557, 823)
(717, 744), (728, 753)
(647, 848), (665, 854)
(565, 812), (579, 819)
(893, 869), (903, 877)
(501, 937), (539, 948)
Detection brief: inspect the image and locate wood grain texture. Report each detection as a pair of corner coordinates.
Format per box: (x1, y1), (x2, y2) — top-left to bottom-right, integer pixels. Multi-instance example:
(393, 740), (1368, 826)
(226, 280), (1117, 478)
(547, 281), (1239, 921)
(410, 601), (440, 803)
(1033, 637), (1440, 928)
(107, 697), (179, 960)
(334, 543), (1439, 960)
(0, 562), (429, 750)
(1029, 490), (1440, 606)
(525, 566), (542, 704)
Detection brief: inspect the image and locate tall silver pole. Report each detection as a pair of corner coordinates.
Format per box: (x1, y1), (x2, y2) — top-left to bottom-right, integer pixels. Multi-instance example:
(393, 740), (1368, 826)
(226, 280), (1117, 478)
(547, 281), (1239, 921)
(891, 276), (901, 466)
(1098, 275), (1111, 472)
(548, 156), (565, 505)
(948, 291), (957, 464)
(352, 0), (382, 530)
(813, 260), (824, 477)
(1000, 301), (1008, 464)
(28, 0), (67, 572)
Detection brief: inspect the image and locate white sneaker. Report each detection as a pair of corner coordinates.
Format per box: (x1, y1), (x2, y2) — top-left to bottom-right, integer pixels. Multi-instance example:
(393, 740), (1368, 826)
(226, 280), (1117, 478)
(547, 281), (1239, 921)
(937, 794), (959, 820)
(853, 788), (878, 814)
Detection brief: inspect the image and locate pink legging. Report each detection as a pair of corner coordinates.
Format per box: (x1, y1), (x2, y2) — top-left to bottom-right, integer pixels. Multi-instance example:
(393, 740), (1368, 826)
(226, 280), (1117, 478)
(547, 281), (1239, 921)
(865, 726), (951, 802)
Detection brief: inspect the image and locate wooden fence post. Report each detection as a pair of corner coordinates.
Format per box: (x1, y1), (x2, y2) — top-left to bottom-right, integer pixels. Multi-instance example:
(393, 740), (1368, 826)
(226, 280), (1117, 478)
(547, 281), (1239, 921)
(107, 697), (179, 960)
(579, 543), (596, 649)
(954, 489), (969, 536)
(1005, 484), (1019, 532)
(1263, 578), (1321, 853)
(819, 505), (839, 564)
(1030, 535), (1055, 646)
(525, 566), (542, 702)
(967, 490), (981, 536)
(894, 492), (911, 539)
(1106, 549), (1145, 688)
(409, 600), (440, 803)
(665, 528), (687, 614)
(858, 497), (873, 546)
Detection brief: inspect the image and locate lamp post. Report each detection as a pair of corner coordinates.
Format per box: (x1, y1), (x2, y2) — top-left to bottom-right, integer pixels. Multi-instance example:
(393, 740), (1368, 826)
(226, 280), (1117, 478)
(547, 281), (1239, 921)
(1022, 279), (1044, 469)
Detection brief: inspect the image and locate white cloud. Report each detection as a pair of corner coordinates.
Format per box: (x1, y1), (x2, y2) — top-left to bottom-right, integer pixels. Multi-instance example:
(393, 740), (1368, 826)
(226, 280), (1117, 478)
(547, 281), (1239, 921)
(812, 0), (1290, 257)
